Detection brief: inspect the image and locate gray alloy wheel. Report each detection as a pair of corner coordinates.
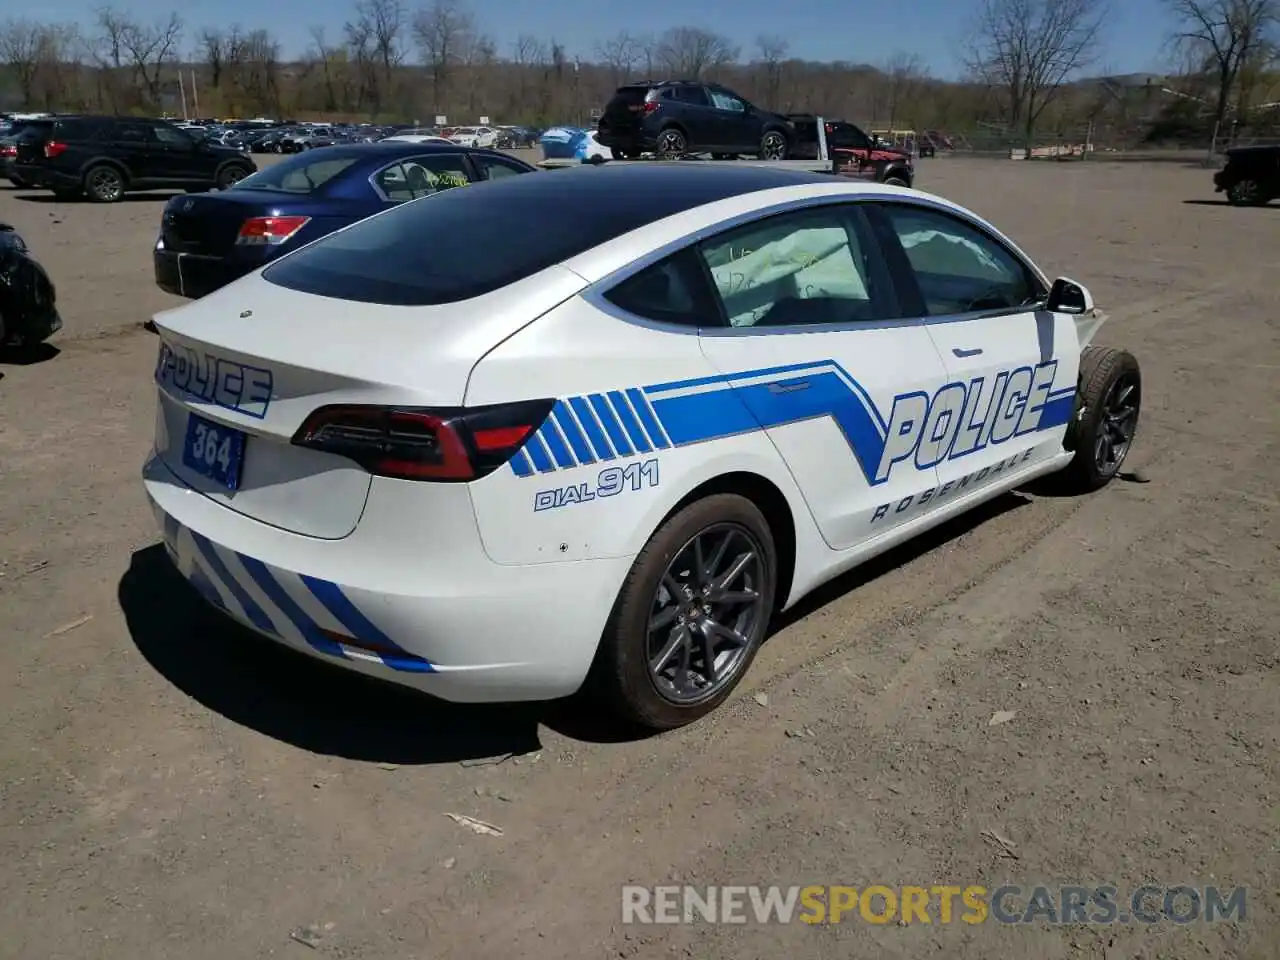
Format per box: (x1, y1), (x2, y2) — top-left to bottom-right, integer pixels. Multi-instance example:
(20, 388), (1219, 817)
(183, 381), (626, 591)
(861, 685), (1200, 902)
(1060, 345), (1142, 492)
(85, 165), (124, 202)
(657, 128), (687, 159)
(217, 166), (248, 190)
(647, 523), (769, 705)
(1227, 178), (1264, 206)
(759, 131), (787, 161)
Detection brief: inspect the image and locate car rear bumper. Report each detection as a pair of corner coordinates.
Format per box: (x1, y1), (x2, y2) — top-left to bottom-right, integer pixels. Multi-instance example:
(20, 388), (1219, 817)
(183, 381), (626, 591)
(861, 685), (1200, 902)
(143, 454), (631, 703)
(154, 248), (259, 299)
(595, 127), (654, 153)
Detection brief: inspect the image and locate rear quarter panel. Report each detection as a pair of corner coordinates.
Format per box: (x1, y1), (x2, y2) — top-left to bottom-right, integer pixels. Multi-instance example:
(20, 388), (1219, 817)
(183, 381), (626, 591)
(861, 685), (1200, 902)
(463, 296), (815, 567)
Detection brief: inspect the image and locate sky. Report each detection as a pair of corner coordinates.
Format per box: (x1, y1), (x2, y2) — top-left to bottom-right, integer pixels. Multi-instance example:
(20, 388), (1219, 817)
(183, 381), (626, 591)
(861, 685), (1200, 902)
(34, 0), (1178, 78)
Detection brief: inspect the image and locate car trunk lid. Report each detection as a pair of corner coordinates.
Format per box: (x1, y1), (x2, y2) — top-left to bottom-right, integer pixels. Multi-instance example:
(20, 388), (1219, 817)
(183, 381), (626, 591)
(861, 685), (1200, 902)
(600, 86), (651, 133)
(161, 189), (313, 256)
(150, 267), (585, 538)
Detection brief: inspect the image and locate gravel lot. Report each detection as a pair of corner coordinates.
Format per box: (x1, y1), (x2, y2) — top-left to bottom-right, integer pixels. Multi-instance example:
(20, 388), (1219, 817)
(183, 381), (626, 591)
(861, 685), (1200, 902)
(1, 155), (1277, 960)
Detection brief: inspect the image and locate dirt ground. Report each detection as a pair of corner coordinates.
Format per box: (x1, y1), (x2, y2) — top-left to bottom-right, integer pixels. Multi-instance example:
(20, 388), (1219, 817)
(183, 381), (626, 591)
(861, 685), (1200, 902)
(0, 155), (1277, 960)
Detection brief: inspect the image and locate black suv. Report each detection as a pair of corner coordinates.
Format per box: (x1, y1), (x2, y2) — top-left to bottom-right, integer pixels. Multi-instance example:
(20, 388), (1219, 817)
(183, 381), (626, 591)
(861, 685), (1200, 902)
(1213, 145), (1279, 206)
(597, 81), (794, 161)
(13, 116), (257, 203)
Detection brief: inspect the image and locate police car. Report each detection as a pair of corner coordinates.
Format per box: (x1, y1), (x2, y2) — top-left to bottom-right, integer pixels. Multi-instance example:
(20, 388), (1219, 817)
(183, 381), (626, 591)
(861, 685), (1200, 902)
(143, 164), (1141, 730)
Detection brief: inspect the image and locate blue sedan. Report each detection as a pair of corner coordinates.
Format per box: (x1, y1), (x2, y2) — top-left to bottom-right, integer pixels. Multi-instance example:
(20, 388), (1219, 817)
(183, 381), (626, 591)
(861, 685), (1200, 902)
(153, 142), (537, 299)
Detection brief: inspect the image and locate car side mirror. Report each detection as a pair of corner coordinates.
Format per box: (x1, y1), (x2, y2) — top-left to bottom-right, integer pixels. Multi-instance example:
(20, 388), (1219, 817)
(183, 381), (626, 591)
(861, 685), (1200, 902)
(1046, 277), (1093, 315)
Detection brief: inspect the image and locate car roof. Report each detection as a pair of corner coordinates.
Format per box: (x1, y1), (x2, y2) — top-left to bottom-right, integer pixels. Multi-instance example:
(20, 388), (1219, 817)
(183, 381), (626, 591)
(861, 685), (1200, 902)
(285, 141), (488, 159)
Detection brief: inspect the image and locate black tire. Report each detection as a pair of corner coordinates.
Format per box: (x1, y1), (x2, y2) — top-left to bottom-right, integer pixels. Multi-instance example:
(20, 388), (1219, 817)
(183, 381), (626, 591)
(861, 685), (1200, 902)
(9, 175), (27, 188)
(656, 127), (687, 160)
(758, 130), (788, 161)
(883, 175), (910, 187)
(216, 165), (250, 190)
(1227, 178), (1267, 206)
(1059, 345), (1141, 492)
(84, 164), (125, 203)
(587, 493), (778, 730)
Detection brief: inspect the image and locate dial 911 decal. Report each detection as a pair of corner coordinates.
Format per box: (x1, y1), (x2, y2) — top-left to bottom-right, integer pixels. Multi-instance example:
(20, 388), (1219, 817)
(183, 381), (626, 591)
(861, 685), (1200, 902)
(534, 458), (659, 511)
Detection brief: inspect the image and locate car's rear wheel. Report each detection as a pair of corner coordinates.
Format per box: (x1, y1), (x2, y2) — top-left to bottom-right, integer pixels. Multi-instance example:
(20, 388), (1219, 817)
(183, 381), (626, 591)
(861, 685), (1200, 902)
(1059, 345), (1141, 492)
(216, 165), (249, 190)
(1227, 178), (1267, 206)
(758, 131), (788, 161)
(656, 128), (688, 160)
(84, 164), (125, 203)
(589, 494), (777, 730)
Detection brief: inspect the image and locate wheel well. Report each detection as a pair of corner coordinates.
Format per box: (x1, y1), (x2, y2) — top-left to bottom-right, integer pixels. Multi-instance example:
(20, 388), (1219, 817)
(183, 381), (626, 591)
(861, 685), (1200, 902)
(82, 158), (129, 186)
(668, 472), (797, 613)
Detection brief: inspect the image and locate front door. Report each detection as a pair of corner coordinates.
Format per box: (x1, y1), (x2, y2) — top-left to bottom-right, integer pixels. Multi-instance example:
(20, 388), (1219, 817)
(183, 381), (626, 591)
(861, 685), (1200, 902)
(867, 202), (1081, 502)
(150, 124), (207, 182)
(692, 203), (952, 550)
(705, 87), (758, 154)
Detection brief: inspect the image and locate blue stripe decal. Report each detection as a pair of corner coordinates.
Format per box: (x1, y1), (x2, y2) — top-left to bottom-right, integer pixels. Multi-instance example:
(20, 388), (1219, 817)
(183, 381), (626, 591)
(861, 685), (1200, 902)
(649, 389), (759, 445)
(190, 532), (279, 636)
(590, 393), (633, 457)
(553, 402), (596, 464)
(508, 449), (534, 476)
(626, 388), (670, 449)
(238, 556), (347, 658)
(1039, 393), (1075, 429)
(538, 420), (576, 469)
(569, 396), (615, 460)
(188, 565), (228, 612)
(300, 575), (435, 673)
(523, 432), (555, 473)
(608, 390), (652, 453)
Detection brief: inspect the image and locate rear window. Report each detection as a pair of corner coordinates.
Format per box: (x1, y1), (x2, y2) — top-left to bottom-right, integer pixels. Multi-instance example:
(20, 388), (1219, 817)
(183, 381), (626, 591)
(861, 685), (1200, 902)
(264, 167), (690, 305)
(610, 86), (650, 105)
(233, 154), (360, 194)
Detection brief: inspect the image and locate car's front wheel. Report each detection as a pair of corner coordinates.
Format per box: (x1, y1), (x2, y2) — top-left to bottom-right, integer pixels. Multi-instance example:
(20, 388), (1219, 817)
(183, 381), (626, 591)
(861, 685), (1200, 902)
(1059, 345), (1141, 492)
(1227, 178), (1267, 206)
(588, 494), (777, 730)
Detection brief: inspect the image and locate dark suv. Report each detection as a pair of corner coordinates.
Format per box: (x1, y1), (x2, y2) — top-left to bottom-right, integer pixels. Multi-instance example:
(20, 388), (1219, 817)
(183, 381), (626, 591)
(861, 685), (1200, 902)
(597, 80), (794, 161)
(1213, 145), (1279, 206)
(13, 116), (257, 203)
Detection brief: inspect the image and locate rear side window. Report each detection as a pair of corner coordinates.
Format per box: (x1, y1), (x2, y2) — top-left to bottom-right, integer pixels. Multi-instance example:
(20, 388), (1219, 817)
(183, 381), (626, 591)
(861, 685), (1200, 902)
(234, 155), (360, 194)
(671, 86), (710, 106)
(603, 250), (720, 327)
(372, 155), (471, 201)
(55, 118), (104, 141)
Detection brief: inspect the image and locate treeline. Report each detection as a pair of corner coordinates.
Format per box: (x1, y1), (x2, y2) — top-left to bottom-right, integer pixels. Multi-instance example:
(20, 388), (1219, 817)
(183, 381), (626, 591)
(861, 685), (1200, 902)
(1, 0), (1278, 145)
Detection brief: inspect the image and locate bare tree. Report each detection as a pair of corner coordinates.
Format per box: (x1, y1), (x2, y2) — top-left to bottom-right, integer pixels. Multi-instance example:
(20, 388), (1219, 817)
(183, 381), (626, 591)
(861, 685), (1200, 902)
(0, 19), (44, 106)
(199, 27), (226, 88)
(594, 30), (638, 86)
(1165, 0), (1279, 128)
(882, 51), (928, 129)
(114, 10), (183, 104)
(412, 0), (475, 111)
(755, 34), (789, 108)
(967, 0), (1106, 153)
(656, 27), (737, 79)
(351, 0), (405, 95)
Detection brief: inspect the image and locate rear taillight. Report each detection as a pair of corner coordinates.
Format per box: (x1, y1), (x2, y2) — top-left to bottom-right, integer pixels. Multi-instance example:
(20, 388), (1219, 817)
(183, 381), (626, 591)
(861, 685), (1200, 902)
(641, 102), (661, 115)
(44, 141), (67, 158)
(235, 215), (310, 246)
(0, 145), (15, 157)
(292, 400), (555, 482)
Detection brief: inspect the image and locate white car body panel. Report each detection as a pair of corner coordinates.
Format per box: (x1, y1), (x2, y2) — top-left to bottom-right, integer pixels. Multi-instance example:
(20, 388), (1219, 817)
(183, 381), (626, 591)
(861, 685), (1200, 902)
(142, 176), (1096, 703)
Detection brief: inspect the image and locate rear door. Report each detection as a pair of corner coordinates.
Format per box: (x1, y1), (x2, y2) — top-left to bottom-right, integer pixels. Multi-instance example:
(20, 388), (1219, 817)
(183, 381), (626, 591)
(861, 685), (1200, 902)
(690, 202), (952, 549)
(666, 85), (718, 149)
(104, 120), (157, 181)
(867, 201), (1080, 498)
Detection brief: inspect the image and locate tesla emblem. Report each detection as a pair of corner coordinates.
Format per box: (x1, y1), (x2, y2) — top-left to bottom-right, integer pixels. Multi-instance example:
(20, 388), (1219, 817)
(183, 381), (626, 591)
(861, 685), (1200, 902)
(239, 310), (252, 318)
(183, 199), (194, 211)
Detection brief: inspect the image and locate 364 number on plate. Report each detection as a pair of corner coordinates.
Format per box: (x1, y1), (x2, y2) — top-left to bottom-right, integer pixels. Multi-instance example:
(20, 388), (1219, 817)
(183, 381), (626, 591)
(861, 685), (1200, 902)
(182, 414), (246, 491)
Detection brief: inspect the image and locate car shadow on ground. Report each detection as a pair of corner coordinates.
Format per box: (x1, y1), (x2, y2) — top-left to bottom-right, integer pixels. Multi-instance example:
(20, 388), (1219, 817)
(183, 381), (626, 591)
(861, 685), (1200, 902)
(16, 192), (180, 204)
(120, 544), (562, 764)
(772, 490), (1031, 630)
(0, 342), (60, 365)
(1182, 199), (1277, 207)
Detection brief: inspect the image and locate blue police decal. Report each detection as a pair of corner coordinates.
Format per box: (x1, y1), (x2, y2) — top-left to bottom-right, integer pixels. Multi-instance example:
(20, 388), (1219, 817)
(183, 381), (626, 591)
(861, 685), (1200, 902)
(155, 341), (273, 418)
(511, 359), (1077, 487)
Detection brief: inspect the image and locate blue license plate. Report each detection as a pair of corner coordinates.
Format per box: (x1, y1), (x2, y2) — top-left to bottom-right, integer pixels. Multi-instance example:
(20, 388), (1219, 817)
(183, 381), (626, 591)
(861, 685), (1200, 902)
(181, 414), (246, 491)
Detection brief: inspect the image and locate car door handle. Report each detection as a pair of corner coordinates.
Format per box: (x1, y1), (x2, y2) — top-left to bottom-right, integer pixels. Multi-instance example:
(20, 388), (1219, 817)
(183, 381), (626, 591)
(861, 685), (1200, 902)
(767, 379), (810, 394)
(952, 347), (983, 358)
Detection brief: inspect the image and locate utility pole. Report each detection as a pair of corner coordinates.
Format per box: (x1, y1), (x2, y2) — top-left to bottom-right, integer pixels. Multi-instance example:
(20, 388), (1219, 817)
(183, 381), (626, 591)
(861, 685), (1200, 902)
(573, 58), (581, 127)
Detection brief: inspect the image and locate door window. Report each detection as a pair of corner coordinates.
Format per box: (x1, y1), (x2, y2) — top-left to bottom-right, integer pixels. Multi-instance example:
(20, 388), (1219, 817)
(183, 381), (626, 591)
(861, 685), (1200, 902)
(373, 155), (470, 201)
(473, 155), (527, 180)
(672, 86), (711, 107)
(113, 123), (151, 143)
(697, 207), (884, 327)
(153, 125), (195, 147)
(876, 205), (1041, 315)
(708, 89), (746, 112)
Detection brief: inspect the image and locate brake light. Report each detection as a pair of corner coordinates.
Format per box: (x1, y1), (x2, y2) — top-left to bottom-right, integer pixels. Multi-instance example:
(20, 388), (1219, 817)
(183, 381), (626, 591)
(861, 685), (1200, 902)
(291, 400), (555, 482)
(641, 102), (661, 115)
(44, 141), (67, 158)
(235, 215), (310, 246)
(0, 144), (14, 157)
